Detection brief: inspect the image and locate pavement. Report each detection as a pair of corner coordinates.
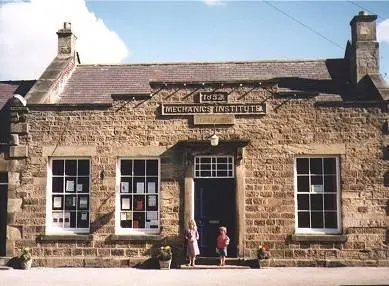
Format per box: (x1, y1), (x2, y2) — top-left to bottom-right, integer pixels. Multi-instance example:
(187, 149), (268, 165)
(0, 266), (389, 286)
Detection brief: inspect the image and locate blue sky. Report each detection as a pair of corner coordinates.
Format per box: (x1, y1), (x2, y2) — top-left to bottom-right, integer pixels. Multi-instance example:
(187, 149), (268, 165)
(0, 1), (388, 81)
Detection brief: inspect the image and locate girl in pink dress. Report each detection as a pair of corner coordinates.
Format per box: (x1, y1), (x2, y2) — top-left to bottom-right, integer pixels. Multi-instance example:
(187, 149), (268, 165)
(185, 219), (200, 266)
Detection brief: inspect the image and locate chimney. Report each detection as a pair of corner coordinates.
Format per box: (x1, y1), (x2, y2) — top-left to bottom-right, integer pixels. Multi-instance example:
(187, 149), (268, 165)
(348, 11), (379, 85)
(56, 22), (77, 57)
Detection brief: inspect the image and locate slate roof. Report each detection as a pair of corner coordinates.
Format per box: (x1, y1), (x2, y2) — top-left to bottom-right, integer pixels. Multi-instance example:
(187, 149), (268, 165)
(0, 80), (35, 110)
(59, 59), (348, 104)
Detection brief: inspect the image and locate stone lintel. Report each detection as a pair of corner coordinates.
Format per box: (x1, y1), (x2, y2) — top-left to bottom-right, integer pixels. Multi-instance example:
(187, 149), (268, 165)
(283, 144), (346, 155)
(38, 234), (93, 242)
(7, 198), (22, 213)
(9, 146), (28, 158)
(10, 123), (28, 134)
(193, 114), (235, 125)
(114, 146), (168, 157)
(42, 145), (97, 157)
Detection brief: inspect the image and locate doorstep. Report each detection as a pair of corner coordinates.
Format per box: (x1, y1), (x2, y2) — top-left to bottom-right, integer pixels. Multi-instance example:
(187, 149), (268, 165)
(179, 264), (250, 270)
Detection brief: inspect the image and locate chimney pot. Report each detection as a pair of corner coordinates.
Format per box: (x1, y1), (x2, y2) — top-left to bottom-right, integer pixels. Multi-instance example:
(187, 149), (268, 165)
(64, 22), (71, 30)
(359, 11), (367, 16)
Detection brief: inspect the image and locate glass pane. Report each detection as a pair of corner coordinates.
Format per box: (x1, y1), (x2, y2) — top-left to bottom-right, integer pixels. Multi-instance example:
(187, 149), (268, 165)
(146, 160), (158, 176)
(217, 157), (227, 164)
(78, 160), (90, 176)
(52, 160), (64, 175)
(120, 177), (132, 193)
(69, 211), (76, 228)
(65, 195), (77, 210)
(77, 211), (89, 228)
(52, 195), (63, 210)
(298, 212), (310, 228)
(121, 160), (132, 176)
(133, 178), (145, 194)
(202, 163), (211, 170)
(324, 158), (336, 174)
(133, 212), (145, 228)
(311, 176), (323, 187)
(120, 212), (132, 228)
(52, 177), (64, 193)
(201, 157), (211, 164)
(146, 178), (157, 194)
(121, 195), (132, 210)
(310, 158), (322, 174)
(324, 175), (337, 193)
(296, 158), (309, 174)
(297, 176), (309, 192)
(77, 177), (89, 193)
(228, 170), (233, 177)
(325, 212), (337, 228)
(134, 160), (145, 176)
(217, 170), (227, 177)
(311, 212), (324, 228)
(324, 194), (337, 210)
(311, 194), (323, 211)
(65, 160), (77, 176)
(65, 178), (76, 192)
(146, 195), (158, 211)
(201, 171), (211, 177)
(78, 195), (89, 210)
(0, 173), (7, 183)
(297, 194), (309, 210)
(133, 195), (145, 211)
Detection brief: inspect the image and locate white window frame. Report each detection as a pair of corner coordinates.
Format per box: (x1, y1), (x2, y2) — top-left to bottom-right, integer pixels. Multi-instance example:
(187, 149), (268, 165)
(294, 156), (341, 234)
(115, 158), (161, 235)
(194, 155), (235, 178)
(45, 157), (91, 234)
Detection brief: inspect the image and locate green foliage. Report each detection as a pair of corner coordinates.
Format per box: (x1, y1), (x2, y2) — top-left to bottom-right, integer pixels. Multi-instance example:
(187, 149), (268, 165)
(257, 245), (270, 260)
(157, 246), (172, 261)
(20, 247), (32, 262)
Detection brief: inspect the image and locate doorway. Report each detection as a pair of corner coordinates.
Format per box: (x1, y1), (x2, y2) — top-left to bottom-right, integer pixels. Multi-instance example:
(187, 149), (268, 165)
(193, 155), (236, 257)
(0, 173), (7, 256)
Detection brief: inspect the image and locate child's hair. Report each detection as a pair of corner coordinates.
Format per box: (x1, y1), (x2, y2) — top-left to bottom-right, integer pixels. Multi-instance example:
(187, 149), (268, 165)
(219, 226), (227, 233)
(188, 219), (197, 230)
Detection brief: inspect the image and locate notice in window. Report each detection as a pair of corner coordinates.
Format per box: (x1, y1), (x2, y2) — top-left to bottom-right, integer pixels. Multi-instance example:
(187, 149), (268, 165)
(79, 197), (88, 209)
(148, 195), (157, 207)
(147, 182), (156, 193)
(81, 212), (88, 221)
(76, 184), (83, 193)
(121, 197), (131, 210)
(311, 185), (323, 193)
(66, 180), (74, 192)
(53, 196), (62, 209)
(136, 182), (144, 193)
(146, 211), (158, 220)
(121, 182), (129, 193)
(120, 212), (126, 221)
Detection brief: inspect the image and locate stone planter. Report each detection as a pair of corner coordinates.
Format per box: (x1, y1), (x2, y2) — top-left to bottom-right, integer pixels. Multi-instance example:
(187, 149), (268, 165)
(20, 259), (32, 270)
(159, 259), (172, 270)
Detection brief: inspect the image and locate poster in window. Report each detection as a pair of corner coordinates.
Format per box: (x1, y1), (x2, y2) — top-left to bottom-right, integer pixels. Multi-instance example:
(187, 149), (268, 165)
(146, 211), (158, 220)
(52, 212), (63, 227)
(135, 198), (143, 210)
(121, 182), (129, 193)
(146, 220), (159, 228)
(53, 196), (62, 209)
(76, 184), (83, 193)
(311, 185), (323, 193)
(66, 180), (74, 192)
(120, 212), (126, 221)
(136, 182), (144, 193)
(148, 195), (157, 207)
(126, 212), (133, 220)
(121, 197), (131, 210)
(81, 212), (88, 221)
(79, 197), (88, 209)
(147, 182), (156, 193)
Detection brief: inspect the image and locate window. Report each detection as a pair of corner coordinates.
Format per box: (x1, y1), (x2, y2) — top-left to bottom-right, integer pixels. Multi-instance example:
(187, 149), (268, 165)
(46, 159), (90, 233)
(116, 159), (160, 234)
(194, 156), (234, 178)
(295, 157), (340, 234)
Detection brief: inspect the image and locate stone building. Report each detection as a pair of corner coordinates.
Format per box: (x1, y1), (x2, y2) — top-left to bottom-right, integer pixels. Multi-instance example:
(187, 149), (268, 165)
(0, 12), (388, 267)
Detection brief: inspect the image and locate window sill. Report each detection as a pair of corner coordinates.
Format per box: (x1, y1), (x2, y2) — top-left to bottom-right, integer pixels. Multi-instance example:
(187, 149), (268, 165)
(38, 234), (93, 242)
(109, 234), (162, 241)
(291, 234), (347, 242)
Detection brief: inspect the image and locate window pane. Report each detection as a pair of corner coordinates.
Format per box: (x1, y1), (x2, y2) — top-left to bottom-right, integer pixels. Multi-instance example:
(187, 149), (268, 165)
(121, 195), (132, 210)
(52, 196), (63, 210)
(65, 160), (77, 176)
(217, 170), (227, 177)
(296, 158), (309, 174)
(133, 178), (145, 194)
(310, 158), (322, 174)
(146, 195), (158, 211)
(120, 212), (132, 228)
(133, 212), (145, 228)
(217, 157), (227, 164)
(297, 176), (309, 192)
(324, 158), (336, 174)
(297, 194), (309, 210)
(133, 196), (145, 211)
(69, 212), (76, 228)
(201, 157), (211, 164)
(78, 195), (89, 210)
(298, 212), (310, 228)
(121, 177), (132, 193)
(121, 160), (132, 175)
(52, 160), (64, 175)
(310, 194), (323, 211)
(77, 211), (89, 228)
(146, 160), (158, 176)
(324, 194), (337, 210)
(325, 212), (337, 228)
(134, 160), (145, 176)
(65, 195), (77, 210)
(65, 178), (76, 192)
(78, 160), (90, 176)
(0, 173), (7, 183)
(52, 177), (63, 193)
(311, 176), (323, 187)
(77, 177), (89, 193)
(311, 212), (324, 228)
(324, 175), (337, 193)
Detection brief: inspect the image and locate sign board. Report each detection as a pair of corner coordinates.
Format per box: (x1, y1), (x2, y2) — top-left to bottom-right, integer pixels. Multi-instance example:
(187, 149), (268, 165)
(161, 103), (266, 116)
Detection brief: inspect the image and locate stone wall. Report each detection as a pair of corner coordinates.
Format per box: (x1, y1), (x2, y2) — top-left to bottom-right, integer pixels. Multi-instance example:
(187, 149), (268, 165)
(7, 86), (389, 266)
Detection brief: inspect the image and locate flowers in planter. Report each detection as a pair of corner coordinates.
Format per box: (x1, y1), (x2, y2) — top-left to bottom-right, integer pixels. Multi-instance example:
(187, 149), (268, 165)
(157, 246), (172, 261)
(257, 245), (270, 260)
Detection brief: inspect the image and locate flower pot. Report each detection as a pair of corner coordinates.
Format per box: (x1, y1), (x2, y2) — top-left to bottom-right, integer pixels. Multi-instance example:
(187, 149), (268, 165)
(20, 259), (32, 270)
(159, 259), (172, 269)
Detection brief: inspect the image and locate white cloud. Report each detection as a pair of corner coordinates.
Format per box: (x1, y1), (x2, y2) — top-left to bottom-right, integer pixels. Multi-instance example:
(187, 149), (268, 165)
(0, 0), (129, 80)
(377, 19), (389, 43)
(202, 0), (225, 7)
